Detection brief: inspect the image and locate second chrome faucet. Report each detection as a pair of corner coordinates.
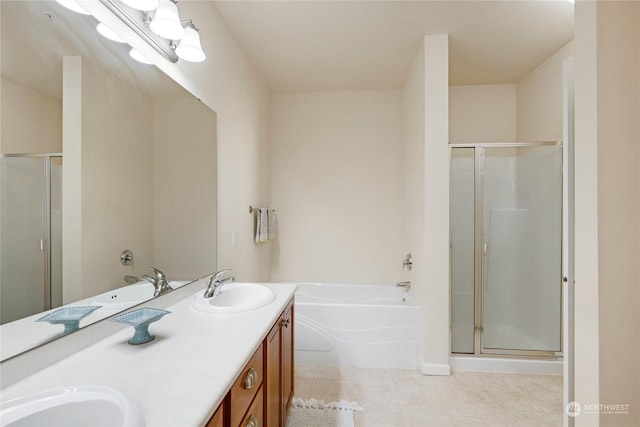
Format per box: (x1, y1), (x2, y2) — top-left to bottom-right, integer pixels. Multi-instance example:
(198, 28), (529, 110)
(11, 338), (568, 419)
(204, 269), (236, 298)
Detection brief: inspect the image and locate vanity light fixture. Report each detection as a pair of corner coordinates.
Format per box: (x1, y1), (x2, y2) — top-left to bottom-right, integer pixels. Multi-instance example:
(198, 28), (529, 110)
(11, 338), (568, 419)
(56, 0), (90, 15)
(97, 0), (206, 64)
(149, 0), (185, 41)
(97, 23), (126, 43)
(175, 20), (206, 63)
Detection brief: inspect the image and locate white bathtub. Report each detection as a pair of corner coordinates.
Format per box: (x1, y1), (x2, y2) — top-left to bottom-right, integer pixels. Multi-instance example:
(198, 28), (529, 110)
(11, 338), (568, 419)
(294, 283), (421, 369)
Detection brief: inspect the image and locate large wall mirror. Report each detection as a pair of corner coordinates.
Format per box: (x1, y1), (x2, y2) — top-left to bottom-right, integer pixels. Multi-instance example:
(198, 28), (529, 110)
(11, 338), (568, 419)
(0, 0), (217, 361)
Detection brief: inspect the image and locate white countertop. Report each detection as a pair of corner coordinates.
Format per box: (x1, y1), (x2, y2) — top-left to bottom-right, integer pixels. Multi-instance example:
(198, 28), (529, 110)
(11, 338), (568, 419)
(0, 280), (297, 427)
(0, 281), (190, 361)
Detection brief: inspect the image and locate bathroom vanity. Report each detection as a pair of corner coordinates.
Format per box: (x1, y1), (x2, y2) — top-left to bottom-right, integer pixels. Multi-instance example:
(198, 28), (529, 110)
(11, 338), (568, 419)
(0, 280), (297, 427)
(207, 298), (294, 427)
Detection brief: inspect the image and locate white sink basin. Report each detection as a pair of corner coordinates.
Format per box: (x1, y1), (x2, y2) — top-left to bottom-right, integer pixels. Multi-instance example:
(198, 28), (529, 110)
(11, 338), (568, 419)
(0, 385), (144, 427)
(191, 283), (276, 314)
(92, 281), (188, 309)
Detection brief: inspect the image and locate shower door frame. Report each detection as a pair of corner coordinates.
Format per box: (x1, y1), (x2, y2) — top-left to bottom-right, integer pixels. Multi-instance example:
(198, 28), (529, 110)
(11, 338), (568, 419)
(1, 152), (62, 314)
(450, 141), (563, 359)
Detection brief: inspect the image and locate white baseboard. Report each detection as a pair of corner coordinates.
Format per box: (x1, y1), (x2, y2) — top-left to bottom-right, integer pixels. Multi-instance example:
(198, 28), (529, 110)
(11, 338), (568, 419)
(449, 355), (563, 375)
(419, 361), (451, 376)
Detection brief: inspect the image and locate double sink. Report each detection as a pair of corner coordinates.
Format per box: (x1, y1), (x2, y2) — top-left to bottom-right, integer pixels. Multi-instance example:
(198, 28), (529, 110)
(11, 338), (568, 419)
(1, 282), (277, 426)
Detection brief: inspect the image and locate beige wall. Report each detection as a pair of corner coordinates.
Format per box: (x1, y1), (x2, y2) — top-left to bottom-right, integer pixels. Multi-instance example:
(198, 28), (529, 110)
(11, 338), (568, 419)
(594, 2), (639, 425)
(153, 97), (217, 280)
(402, 35), (451, 375)
(517, 41), (574, 142)
(79, 59), (154, 299)
(422, 34), (451, 375)
(401, 39), (426, 352)
(575, 1), (640, 426)
(82, 1), (271, 282)
(1, 78), (61, 154)
(270, 90), (403, 283)
(61, 57), (82, 304)
(449, 84), (516, 143)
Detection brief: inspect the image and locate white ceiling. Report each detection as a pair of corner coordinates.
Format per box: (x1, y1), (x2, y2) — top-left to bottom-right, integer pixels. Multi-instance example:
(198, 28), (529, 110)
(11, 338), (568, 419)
(213, 0), (575, 92)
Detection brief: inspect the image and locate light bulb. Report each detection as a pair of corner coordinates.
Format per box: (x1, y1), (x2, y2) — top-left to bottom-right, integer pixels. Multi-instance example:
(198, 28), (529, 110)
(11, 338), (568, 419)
(97, 23), (126, 43)
(150, 0), (185, 40)
(129, 48), (153, 64)
(176, 24), (206, 62)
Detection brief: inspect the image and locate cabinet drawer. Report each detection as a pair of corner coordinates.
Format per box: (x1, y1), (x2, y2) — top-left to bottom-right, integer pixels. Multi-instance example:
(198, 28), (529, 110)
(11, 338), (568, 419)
(230, 344), (264, 426)
(240, 386), (264, 427)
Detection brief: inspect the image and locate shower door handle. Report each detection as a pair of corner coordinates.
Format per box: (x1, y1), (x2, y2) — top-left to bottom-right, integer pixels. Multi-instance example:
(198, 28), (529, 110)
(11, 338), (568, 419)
(482, 242), (488, 256)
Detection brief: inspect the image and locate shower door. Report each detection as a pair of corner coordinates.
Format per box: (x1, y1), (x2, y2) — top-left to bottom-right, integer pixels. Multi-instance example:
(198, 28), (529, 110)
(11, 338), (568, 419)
(0, 155), (63, 324)
(451, 144), (562, 356)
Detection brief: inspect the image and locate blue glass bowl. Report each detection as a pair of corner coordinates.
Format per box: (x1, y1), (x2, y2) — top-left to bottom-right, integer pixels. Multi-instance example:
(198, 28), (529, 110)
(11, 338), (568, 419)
(109, 308), (171, 345)
(37, 306), (102, 335)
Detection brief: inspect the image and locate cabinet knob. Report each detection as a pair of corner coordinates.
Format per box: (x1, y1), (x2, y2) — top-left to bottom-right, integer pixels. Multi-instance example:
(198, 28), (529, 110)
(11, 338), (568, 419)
(281, 318), (290, 328)
(243, 367), (258, 390)
(246, 415), (258, 427)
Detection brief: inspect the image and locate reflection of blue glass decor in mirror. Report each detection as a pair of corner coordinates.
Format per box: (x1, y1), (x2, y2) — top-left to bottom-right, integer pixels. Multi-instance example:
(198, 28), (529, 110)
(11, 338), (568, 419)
(37, 306), (101, 335)
(110, 308), (170, 344)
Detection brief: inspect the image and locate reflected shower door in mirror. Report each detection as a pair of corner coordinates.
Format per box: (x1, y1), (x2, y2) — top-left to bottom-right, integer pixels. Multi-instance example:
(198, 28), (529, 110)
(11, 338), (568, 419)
(0, 0), (217, 361)
(1, 155), (63, 324)
(450, 144), (562, 357)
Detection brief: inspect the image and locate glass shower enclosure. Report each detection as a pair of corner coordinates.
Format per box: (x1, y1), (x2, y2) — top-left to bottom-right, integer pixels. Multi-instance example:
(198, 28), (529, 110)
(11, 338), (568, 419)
(450, 143), (562, 356)
(0, 154), (63, 324)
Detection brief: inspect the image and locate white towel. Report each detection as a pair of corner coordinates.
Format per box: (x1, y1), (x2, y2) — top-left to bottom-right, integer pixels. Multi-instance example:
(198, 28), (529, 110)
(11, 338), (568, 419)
(255, 208), (270, 243)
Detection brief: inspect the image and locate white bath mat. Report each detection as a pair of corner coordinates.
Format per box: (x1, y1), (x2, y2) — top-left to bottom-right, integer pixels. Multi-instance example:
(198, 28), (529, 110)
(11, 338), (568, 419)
(286, 398), (363, 427)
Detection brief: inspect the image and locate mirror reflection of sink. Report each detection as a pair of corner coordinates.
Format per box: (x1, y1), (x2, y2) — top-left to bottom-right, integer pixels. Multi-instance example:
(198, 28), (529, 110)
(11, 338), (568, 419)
(191, 283), (276, 314)
(0, 385), (145, 427)
(91, 281), (188, 309)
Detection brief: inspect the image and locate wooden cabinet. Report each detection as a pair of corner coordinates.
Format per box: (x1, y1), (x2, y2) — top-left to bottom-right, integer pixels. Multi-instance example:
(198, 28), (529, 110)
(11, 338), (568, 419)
(229, 345), (264, 427)
(205, 297), (294, 427)
(281, 301), (294, 421)
(265, 299), (295, 427)
(206, 404), (224, 427)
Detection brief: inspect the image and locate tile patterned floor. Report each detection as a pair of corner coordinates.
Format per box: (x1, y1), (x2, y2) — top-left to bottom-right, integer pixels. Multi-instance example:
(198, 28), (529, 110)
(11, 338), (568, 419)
(293, 364), (563, 427)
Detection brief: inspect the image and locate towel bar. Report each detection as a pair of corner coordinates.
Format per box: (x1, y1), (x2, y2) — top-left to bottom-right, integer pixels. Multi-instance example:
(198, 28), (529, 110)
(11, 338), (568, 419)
(249, 205), (275, 214)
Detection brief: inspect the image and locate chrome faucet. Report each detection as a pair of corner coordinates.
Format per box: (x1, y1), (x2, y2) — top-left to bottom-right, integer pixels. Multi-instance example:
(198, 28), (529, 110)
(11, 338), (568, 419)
(204, 269), (236, 298)
(141, 267), (172, 297)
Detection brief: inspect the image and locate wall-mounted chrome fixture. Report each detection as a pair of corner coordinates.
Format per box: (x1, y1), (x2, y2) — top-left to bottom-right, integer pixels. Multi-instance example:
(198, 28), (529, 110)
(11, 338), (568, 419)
(120, 249), (134, 266)
(56, 0), (205, 64)
(403, 253), (413, 271)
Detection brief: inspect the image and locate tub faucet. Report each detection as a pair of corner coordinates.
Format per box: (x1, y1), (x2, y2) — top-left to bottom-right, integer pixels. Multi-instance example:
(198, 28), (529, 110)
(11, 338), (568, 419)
(204, 269), (236, 298)
(396, 281), (411, 291)
(141, 267), (172, 297)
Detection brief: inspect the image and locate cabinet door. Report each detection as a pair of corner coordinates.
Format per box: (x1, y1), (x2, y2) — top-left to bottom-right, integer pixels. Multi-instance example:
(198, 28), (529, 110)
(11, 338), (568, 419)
(205, 403), (224, 427)
(281, 302), (294, 421)
(230, 345), (264, 427)
(241, 386), (264, 427)
(265, 319), (281, 426)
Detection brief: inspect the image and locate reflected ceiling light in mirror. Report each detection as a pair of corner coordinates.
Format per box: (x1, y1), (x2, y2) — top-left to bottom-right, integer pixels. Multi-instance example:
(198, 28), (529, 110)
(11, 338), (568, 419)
(56, 0), (90, 15)
(129, 48), (153, 64)
(121, 0), (159, 11)
(175, 21), (205, 63)
(150, 0), (185, 40)
(97, 23), (126, 43)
